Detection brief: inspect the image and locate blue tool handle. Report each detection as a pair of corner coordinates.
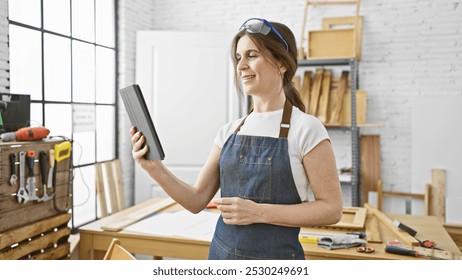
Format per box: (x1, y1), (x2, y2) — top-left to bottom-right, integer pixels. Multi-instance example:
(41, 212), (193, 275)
(385, 245), (418, 257)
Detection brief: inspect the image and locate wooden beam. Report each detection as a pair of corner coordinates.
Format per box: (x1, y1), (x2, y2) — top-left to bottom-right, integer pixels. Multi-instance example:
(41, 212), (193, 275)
(364, 203), (419, 246)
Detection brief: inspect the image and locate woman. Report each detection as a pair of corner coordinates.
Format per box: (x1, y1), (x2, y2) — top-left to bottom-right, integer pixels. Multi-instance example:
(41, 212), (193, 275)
(130, 18), (343, 260)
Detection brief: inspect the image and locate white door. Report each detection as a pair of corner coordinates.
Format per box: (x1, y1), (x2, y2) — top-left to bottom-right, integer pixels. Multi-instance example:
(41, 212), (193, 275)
(134, 31), (242, 203)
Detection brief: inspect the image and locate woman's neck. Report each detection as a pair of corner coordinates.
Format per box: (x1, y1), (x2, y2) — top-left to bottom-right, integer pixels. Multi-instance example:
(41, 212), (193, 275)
(251, 90), (286, 113)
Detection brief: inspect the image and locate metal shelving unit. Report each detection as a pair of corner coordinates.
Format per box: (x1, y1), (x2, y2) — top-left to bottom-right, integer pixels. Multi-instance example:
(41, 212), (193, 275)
(298, 58), (361, 206)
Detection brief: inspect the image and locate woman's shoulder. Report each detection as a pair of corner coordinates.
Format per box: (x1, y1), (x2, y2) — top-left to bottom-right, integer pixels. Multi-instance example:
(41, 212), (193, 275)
(291, 106), (325, 129)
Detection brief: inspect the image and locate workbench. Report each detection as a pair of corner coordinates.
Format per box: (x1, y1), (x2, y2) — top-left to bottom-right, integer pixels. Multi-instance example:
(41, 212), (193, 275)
(78, 198), (461, 260)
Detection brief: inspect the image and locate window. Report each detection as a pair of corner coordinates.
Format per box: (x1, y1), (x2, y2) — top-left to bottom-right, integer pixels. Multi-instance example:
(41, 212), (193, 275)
(8, 0), (117, 228)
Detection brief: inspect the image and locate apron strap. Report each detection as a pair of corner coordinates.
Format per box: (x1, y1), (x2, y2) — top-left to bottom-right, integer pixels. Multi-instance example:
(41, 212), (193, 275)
(234, 99), (293, 138)
(279, 99), (292, 138)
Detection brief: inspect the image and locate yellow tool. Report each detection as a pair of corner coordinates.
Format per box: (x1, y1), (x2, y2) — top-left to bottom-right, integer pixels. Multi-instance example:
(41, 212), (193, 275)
(299, 236), (318, 244)
(54, 141), (71, 163)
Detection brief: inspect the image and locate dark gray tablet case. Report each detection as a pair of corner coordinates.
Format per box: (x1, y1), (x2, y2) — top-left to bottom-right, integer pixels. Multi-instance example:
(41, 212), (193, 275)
(119, 84), (165, 160)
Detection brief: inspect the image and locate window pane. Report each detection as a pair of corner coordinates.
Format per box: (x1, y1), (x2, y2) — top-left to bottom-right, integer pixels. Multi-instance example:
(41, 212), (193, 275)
(44, 103), (72, 138)
(8, 0), (41, 28)
(44, 34), (71, 101)
(73, 131), (96, 165)
(72, 166), (96, 227)
(9, 25), (42, 100)
(30, 103), (43, 126)
(95, 0), (115, 47)
(72, 40), (95, 102)
(96, 47), (115, 104)
(44, 0), (70, 35)
(72, 0), (94, 42)
(96, 105), (115, 161)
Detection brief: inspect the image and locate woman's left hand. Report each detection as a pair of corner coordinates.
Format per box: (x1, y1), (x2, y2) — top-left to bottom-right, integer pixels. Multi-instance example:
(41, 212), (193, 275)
(213, 197), (262, 225)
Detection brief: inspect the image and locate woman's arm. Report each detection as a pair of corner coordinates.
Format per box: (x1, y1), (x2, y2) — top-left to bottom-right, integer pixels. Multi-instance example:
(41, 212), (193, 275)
(131, 127), (220, 213)
(214, 139), (343, 227)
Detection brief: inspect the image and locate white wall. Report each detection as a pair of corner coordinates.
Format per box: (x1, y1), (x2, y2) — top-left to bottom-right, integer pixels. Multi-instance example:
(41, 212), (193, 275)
(0, 0), (8, 92)
(116, 0), (462, 219)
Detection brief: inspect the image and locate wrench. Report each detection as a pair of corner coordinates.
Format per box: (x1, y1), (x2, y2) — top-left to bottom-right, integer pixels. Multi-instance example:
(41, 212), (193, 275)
(9, 153), (18, 186)
(25, 151), (39, 202)
(16, 151), (29, 203)
(38, 151), (54, 202)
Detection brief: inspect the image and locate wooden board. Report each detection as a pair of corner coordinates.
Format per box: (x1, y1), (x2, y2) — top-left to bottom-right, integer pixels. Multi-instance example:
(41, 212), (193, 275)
(0, 213), (71, 260)
(112, 160), (126, 211)
(428, 169), (446, 223)
(95, 163), (108, 217)
(307, 29), (355, 59)
(365, 203), (420, 246)
(101, 197), (176, 231)
(308, 69), (324, 116)
(327, 207), (367, 229)
(0, 140), (72, 233)
(300, 70), (312, 113)
(360, 135), (381, 204)
(322, 16), (363, 60)
(365, 212), (382, 243)
(317, 69), (331, 123)
(328, 71), (349, 124)
(339, 89), (367, 125)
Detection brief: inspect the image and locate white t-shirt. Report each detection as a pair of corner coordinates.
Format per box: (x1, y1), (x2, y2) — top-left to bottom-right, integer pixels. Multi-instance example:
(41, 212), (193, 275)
(214, 106), (329, 201)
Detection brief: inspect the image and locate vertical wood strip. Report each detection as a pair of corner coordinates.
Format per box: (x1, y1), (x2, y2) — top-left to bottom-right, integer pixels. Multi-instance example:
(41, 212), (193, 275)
(103, 161), (119, 214)
(95, 163), (108, 217)
(112, 160), (125, 210)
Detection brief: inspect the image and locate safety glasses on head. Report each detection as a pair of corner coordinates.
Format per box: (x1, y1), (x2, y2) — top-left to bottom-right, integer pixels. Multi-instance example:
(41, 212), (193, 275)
(239, 18), (289, 51)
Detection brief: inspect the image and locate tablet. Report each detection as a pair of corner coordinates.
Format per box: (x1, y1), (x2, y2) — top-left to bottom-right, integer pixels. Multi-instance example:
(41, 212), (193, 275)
(119, 84), (165, 160)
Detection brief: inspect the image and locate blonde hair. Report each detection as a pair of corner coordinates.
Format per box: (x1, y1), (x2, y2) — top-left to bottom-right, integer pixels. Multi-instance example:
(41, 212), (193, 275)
(231, 21), (305, 112)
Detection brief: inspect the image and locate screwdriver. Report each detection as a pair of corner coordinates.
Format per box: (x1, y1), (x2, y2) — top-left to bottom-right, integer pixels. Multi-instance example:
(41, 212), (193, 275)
(385, 245), (422, 257)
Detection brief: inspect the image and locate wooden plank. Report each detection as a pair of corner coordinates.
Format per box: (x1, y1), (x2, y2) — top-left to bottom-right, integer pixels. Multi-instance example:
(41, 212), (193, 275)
(360, 135), (381, 204)
(308, 69), (323, 116)
(103, 161), (119, 213)
(329, 71), (348, 124)
(327, 207), (366, 229)
(112, 160), (126, 211)
(364, 203), (419, 246)
(322, 16), (363, 60)
(95, 163), (108, 217)
(101, 197), (176, 231)
(365, 212), (382, 243)
(308, 29), (355, 59)
(300, 70), (312, 113)
(30, 242), (70, 260)
(0, 227), (70, 260)
(339, 89), (367, 125)
(317, 69), (331, 123)
(444, 223), (462, 253)
(0, 213), (71, 249)
(429, 169), (446, 223)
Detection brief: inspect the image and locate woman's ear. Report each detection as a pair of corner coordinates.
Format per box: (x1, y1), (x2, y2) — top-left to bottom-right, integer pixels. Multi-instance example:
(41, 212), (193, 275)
(278, 65), (287, 75)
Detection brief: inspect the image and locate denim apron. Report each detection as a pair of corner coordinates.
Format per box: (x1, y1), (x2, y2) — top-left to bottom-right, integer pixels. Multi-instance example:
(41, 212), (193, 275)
(209, 100), (305, 260)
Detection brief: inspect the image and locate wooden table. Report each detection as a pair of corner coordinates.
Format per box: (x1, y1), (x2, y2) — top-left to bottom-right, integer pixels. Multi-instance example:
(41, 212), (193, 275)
(78, 198), (461, 260)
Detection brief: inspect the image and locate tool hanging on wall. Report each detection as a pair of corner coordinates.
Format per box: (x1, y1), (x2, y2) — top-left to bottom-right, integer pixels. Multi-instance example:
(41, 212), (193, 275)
(9, 153), (17, 187)
(38, 151), (54, 202)
(25, 151), (39, 202)
(16, 151), (28, 203)
(0, 126), (50, 142)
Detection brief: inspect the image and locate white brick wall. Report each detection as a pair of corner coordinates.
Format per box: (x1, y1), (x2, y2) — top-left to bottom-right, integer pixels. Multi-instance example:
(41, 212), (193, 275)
(118, 0), (156, 205)
(0, 0), (9, 92)
(116, 0), (462, 208)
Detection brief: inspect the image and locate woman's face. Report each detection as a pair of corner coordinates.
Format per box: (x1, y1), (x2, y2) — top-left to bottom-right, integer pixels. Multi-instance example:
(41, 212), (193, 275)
(235, 35), (283, 97)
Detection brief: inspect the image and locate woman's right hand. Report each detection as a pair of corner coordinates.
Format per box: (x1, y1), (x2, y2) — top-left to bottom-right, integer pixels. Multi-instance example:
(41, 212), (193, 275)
(130, 126), (162, 172)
